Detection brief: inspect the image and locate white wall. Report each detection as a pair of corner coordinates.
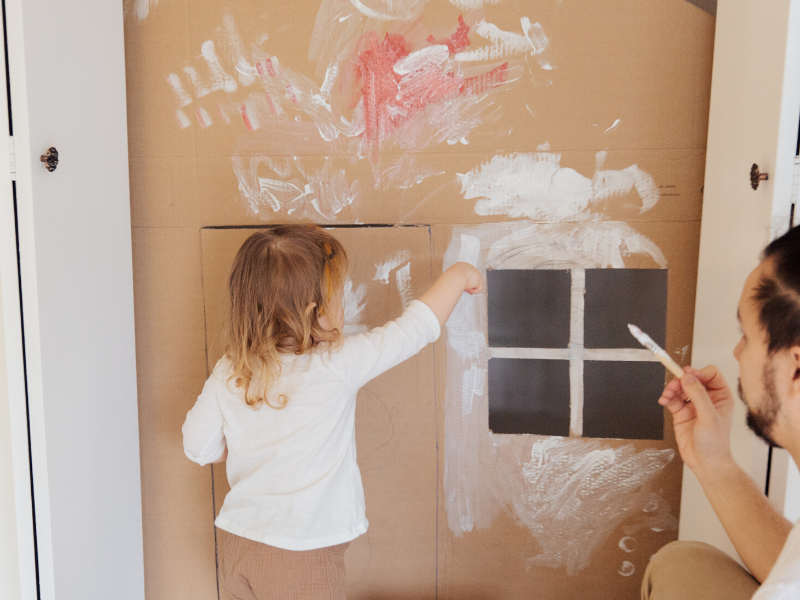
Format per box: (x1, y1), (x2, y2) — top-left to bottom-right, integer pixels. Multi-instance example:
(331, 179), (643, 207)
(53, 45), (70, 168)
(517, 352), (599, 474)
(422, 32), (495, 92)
(0, 269), (22, 600)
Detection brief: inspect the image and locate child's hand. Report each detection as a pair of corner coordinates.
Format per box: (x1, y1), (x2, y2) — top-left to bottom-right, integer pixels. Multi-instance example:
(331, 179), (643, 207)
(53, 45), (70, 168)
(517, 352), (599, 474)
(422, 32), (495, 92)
(459, 263), (483, 295)
(419, 262), (484, 328)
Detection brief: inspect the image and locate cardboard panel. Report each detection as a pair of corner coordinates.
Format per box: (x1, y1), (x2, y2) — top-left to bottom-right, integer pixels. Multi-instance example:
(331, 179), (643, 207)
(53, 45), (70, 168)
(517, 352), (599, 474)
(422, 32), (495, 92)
(433, 220), (697, 599)
(199, 226), (437, 598)
(125, 0), (712, 596)
(131, 227), (217, 600)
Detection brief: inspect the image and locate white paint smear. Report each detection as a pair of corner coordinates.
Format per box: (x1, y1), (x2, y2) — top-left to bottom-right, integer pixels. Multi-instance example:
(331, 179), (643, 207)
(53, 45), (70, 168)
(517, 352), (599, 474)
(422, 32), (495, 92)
(342, 278), (368, 336)
(458, 234), (481, 267)
(233, 156), (359, 220)
(447, 0), (502, 7)
(166, 73), (192, 107)
(456, 18), (550, 66)
(221, 14), (256, 86)
(373, 251), (411, 284)
(618, 561), (636, 577)
(459, 152), (661, 220)
(441, 222), (674, 573)
(604, 118), (621, 133)
(201, 40), (238, 93)
(195, 107), (212, 128)
(183, 66), (211, 98)
(174, 109), (191, 129)
(396, 262), (413, 309)
(349, 0), (427, 21)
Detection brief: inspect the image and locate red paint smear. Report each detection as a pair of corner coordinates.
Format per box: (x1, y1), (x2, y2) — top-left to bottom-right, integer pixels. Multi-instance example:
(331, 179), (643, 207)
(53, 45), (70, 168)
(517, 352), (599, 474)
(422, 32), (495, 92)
(285, 84), (298, 104)
(217, 104), (231, 124)
(265, 94), (278, 117)
(239, 104), (256, 132)
(357, 31), (464, 157)
(195, 107), (209, 128)
(462, 62), (509, 95)
(426, 15), (471, 54)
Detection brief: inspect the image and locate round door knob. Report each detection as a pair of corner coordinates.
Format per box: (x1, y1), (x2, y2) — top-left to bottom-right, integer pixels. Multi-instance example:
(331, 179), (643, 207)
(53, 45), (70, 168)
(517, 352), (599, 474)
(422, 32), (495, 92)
(40, 147), (58, 172)
(750, 163), (768, 190)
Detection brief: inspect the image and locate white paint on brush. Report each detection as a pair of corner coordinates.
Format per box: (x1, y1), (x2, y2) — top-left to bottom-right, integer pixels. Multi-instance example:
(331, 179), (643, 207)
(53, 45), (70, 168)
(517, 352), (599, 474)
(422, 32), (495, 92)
(396, 262), (413, 309)
(342, 278), (368, 336)
(201, 40), (238, 93)
(373, 251), (411, 284)
(459, 153), (662, 221)
(166, 73), (192, 107)
(441, 223), (674, 572)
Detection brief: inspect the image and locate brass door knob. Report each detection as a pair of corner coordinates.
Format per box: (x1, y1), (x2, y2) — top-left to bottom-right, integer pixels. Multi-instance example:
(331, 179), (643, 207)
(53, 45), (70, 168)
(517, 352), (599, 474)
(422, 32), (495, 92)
(750, 163), (768, 190)
(40, 147), (58, 172)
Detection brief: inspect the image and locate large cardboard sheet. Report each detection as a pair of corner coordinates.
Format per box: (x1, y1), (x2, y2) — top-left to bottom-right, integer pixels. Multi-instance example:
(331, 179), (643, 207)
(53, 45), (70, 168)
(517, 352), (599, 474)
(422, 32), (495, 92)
(125, 0), (714, 597)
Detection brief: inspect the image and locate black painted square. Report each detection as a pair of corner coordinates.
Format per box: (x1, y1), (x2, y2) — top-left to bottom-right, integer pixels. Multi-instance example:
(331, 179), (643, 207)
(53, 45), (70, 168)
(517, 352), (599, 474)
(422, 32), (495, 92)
(487, 269), (571, 348)
(584, 269), (668, 349)
(582, 361), (665, 440)
(488, 358), (571, 436)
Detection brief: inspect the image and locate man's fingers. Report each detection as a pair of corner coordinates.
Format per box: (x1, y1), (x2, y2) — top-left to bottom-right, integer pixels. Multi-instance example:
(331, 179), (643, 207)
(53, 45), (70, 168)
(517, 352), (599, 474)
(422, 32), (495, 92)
(680, 372), (716, 419)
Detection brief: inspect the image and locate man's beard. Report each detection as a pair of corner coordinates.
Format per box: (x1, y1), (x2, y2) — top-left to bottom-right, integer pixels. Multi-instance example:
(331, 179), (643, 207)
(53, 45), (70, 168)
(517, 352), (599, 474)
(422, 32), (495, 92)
(738, 363), (782, 448)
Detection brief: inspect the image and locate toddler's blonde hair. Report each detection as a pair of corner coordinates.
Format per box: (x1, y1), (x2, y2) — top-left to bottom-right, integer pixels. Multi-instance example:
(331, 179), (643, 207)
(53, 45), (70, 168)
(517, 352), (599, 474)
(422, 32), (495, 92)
(225, 225), (347, 409)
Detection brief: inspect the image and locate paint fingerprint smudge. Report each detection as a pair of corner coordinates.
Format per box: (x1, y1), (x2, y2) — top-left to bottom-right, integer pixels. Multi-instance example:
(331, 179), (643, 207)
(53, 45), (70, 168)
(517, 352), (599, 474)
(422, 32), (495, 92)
(374, 251), (411, 284)
(459, 152), (660, 221)
(343, 278), (368, 336)
(618, 560), (636, 577)
(442, 222), (676, 574)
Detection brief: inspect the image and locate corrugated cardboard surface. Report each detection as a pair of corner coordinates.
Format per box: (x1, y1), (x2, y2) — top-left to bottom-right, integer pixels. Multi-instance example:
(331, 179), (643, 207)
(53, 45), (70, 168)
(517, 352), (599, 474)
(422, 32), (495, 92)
(125, 0), (713, 597)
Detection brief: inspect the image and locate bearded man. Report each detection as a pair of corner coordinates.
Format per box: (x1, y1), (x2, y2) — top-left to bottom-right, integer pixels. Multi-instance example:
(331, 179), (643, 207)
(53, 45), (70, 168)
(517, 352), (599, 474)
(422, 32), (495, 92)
(642, 225), (800, 600)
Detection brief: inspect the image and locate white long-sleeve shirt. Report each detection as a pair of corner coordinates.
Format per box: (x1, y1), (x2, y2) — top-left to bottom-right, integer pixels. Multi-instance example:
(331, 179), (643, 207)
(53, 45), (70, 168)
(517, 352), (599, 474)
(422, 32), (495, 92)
(182, 299), (440, 551)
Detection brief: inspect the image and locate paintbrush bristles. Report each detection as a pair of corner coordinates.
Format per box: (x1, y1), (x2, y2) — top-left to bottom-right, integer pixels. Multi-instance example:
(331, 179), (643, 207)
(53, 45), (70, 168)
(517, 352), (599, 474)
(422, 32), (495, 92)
(627, 323), (685, 379)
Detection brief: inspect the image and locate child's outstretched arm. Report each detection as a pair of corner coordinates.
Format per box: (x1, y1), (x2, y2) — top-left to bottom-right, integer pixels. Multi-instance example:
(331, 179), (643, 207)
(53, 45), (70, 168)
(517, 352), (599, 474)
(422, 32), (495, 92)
(419, 262), (483, 328)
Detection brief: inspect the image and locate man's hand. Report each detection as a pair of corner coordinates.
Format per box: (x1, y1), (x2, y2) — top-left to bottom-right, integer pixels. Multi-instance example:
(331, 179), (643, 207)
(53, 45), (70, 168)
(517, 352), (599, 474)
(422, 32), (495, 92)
(658, 365), (736, 474)
(660, 365), (792, 583)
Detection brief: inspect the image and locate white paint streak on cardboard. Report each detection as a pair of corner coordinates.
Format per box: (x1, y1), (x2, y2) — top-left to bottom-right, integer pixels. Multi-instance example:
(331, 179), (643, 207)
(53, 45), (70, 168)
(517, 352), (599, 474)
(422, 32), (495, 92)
(195, 107), (212, 128)
(221, 14), (257, 86)
(459, 153), (662, 221)
(183, 66), (211, 98)
(396, 262), (413, 309)
(166, 73), (192, 107)
(456, 19), (549, 65)
(348, 0), (427, 21)
(604, 118), (621, 133)
(201, 40), (238, 93)
(232, 156), (359, 219)
(447, 0), (502, 10)
(618, 561), (636, 577)
(457, 234), (481, 267)
(174, 109), (191, 129)
(342, 278), (368, 336)
(374, 251), (411, 284)
(441, 222), (674, 573)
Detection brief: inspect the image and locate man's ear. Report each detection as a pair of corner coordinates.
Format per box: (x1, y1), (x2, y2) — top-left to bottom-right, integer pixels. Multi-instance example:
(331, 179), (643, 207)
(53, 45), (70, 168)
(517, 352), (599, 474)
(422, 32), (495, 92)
(790, 345), (800, 394)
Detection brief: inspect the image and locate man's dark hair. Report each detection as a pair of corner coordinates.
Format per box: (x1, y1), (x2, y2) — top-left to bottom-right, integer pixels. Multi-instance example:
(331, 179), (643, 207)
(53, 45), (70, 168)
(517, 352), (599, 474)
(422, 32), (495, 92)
(756, 224), (800, 354)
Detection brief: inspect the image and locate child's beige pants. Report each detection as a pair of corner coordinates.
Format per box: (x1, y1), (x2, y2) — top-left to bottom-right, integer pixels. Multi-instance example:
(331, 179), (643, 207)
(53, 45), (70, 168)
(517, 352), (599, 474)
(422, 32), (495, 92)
(219, 530), (349, 600)
(641, 541), (759, 600)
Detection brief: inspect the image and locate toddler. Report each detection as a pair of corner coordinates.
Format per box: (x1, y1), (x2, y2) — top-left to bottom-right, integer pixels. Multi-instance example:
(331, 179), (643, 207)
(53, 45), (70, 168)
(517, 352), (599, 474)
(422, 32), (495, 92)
(183, 225), (481, 599)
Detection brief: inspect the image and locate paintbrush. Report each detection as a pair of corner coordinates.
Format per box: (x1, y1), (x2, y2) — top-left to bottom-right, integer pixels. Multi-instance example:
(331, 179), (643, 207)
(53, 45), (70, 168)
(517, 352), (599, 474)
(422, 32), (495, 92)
(627, 324), (685, 379)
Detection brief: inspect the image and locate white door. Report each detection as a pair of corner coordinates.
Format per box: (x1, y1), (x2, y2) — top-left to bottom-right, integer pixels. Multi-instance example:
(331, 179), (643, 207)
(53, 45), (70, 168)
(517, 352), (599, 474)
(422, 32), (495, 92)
(0, 0), (145, 598)
(684, 0), (800, 556)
